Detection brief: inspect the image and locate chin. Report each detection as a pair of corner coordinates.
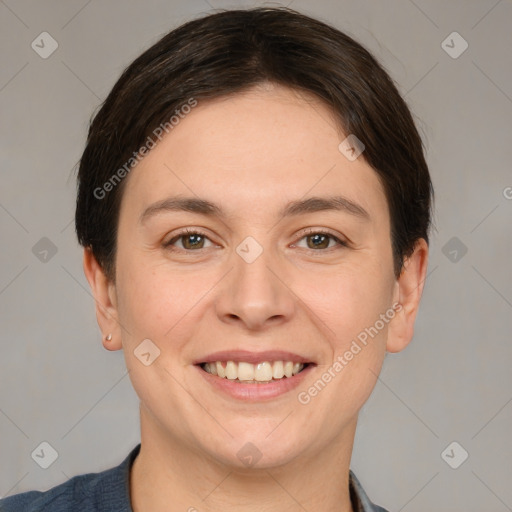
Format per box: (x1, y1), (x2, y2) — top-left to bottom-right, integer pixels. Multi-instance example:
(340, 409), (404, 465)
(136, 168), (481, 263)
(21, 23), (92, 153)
(201, 433), (306, 471)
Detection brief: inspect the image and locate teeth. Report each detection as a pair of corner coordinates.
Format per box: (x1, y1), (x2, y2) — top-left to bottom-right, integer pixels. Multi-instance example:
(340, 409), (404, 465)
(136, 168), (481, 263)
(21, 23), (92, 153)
(202, 360), (305, 382)
(255, 362), (273, 381)
(238, 362), (255, 381)
(216, 361), (225, 378)
(272, 360), (284, 379)
(225, 361), (237, 380)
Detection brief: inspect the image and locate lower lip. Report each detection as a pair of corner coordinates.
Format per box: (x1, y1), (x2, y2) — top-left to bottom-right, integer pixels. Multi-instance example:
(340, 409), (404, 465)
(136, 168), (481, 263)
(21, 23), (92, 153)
(195, 364), (315, 401)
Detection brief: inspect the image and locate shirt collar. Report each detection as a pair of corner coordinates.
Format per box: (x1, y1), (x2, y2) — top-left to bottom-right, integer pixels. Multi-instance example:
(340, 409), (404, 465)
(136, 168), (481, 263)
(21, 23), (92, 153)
(349, 470), (389, 512)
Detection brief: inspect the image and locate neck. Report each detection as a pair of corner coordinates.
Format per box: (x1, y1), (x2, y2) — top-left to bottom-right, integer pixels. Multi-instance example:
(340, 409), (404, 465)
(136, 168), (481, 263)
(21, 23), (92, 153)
(130, 405), (357, 512)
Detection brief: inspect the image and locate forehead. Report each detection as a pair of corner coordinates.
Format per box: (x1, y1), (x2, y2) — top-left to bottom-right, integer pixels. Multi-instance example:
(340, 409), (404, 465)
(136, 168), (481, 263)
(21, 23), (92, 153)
(119, 84), (388, 225)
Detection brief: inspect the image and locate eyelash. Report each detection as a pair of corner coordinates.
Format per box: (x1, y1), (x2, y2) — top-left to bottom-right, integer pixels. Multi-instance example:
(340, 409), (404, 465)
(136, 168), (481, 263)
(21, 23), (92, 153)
(163, 227), (348, 254)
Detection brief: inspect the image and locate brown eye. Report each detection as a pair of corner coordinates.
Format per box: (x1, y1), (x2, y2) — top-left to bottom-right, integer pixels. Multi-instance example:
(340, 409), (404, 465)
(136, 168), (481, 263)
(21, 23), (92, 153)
(181, 233), (205, 249)
(306, 233), (331, 249)
(164, 229), (213, 251)
(294, 230), (347, 252)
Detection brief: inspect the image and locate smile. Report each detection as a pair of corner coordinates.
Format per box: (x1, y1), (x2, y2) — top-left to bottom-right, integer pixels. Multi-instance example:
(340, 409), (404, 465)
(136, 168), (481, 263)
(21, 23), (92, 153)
(196, 359), (315, 401)
(200, 360), (308, 383)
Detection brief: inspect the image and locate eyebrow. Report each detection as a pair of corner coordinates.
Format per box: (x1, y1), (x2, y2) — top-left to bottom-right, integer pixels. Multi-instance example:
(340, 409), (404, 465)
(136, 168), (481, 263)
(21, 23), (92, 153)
(139, 195), (370, 224)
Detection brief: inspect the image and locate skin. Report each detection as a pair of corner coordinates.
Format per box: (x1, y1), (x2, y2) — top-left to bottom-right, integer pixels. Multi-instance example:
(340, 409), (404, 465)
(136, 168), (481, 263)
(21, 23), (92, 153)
(84, 82), (428, 512)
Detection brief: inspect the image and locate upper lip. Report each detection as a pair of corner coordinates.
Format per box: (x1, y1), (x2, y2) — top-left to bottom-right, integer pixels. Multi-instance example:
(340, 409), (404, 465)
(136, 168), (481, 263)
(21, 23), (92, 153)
(193, 350), (314, 365)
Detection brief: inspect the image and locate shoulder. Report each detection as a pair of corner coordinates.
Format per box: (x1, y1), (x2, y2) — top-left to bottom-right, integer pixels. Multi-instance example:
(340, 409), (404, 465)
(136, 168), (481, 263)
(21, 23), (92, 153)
(0, 473), (102, 512)
(0, 444), (140, 512)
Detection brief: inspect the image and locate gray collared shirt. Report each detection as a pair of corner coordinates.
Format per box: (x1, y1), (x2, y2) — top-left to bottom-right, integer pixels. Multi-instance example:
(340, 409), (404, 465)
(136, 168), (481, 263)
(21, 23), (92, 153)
(0, 444), (389, 511)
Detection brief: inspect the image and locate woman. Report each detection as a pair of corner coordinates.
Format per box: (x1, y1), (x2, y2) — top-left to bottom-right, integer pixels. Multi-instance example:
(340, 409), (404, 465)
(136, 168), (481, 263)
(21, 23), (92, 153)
(1, 6), (432, 512)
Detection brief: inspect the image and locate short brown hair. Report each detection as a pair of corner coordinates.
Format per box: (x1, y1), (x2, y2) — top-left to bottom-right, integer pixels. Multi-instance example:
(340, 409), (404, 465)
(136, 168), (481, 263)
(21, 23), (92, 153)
(75, 7), (434, 282)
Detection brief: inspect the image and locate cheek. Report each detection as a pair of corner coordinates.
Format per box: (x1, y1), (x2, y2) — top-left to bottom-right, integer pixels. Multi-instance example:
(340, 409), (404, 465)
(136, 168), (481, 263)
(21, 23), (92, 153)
(115, 256), (219, 346)
(295, 268), (391, 419)
(321, 267), (393, 395)
(294, 263), (393, 346)
(296, 263), (392, 404)
(114, 261), (206, 424)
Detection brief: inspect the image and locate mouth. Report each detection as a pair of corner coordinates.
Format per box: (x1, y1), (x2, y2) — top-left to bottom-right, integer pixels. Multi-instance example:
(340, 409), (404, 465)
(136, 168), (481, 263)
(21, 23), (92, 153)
(193, 350), (316, 400)
(198, 360), (312, 384)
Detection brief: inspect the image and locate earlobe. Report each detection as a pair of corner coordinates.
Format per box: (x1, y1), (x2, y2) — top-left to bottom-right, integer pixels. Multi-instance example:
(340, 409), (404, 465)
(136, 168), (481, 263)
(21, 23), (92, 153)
(82, 248), (123, 351)
(386, 239), (429, 353)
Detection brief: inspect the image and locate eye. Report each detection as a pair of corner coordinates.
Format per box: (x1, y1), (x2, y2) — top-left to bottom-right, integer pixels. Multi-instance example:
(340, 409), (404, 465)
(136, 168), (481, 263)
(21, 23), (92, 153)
(292, 228), (348, 252)
(164, 228), (215, 251)
(163, 227), (348, 253)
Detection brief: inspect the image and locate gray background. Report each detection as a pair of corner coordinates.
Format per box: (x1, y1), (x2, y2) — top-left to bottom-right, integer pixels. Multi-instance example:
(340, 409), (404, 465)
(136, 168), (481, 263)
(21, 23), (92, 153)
(1, 0), (511, 510)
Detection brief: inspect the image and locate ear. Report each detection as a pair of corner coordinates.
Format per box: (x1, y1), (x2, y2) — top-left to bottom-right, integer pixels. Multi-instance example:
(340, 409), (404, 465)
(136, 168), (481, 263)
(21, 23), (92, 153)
(386, 238), (429, 353)
(82, 247), (123, 351)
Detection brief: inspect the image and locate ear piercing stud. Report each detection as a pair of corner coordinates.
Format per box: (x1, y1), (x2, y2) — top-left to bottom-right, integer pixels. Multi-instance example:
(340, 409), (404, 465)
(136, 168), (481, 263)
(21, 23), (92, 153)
(105, 333), (112, 341)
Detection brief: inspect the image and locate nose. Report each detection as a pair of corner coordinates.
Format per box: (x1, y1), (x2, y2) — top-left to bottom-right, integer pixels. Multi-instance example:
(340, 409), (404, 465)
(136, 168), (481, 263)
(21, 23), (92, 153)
(215, 242), (296, 331)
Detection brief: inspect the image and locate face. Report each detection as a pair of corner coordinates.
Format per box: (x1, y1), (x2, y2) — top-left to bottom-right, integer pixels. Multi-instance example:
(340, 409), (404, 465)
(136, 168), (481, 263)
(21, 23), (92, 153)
(85, 83), (427, 470)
